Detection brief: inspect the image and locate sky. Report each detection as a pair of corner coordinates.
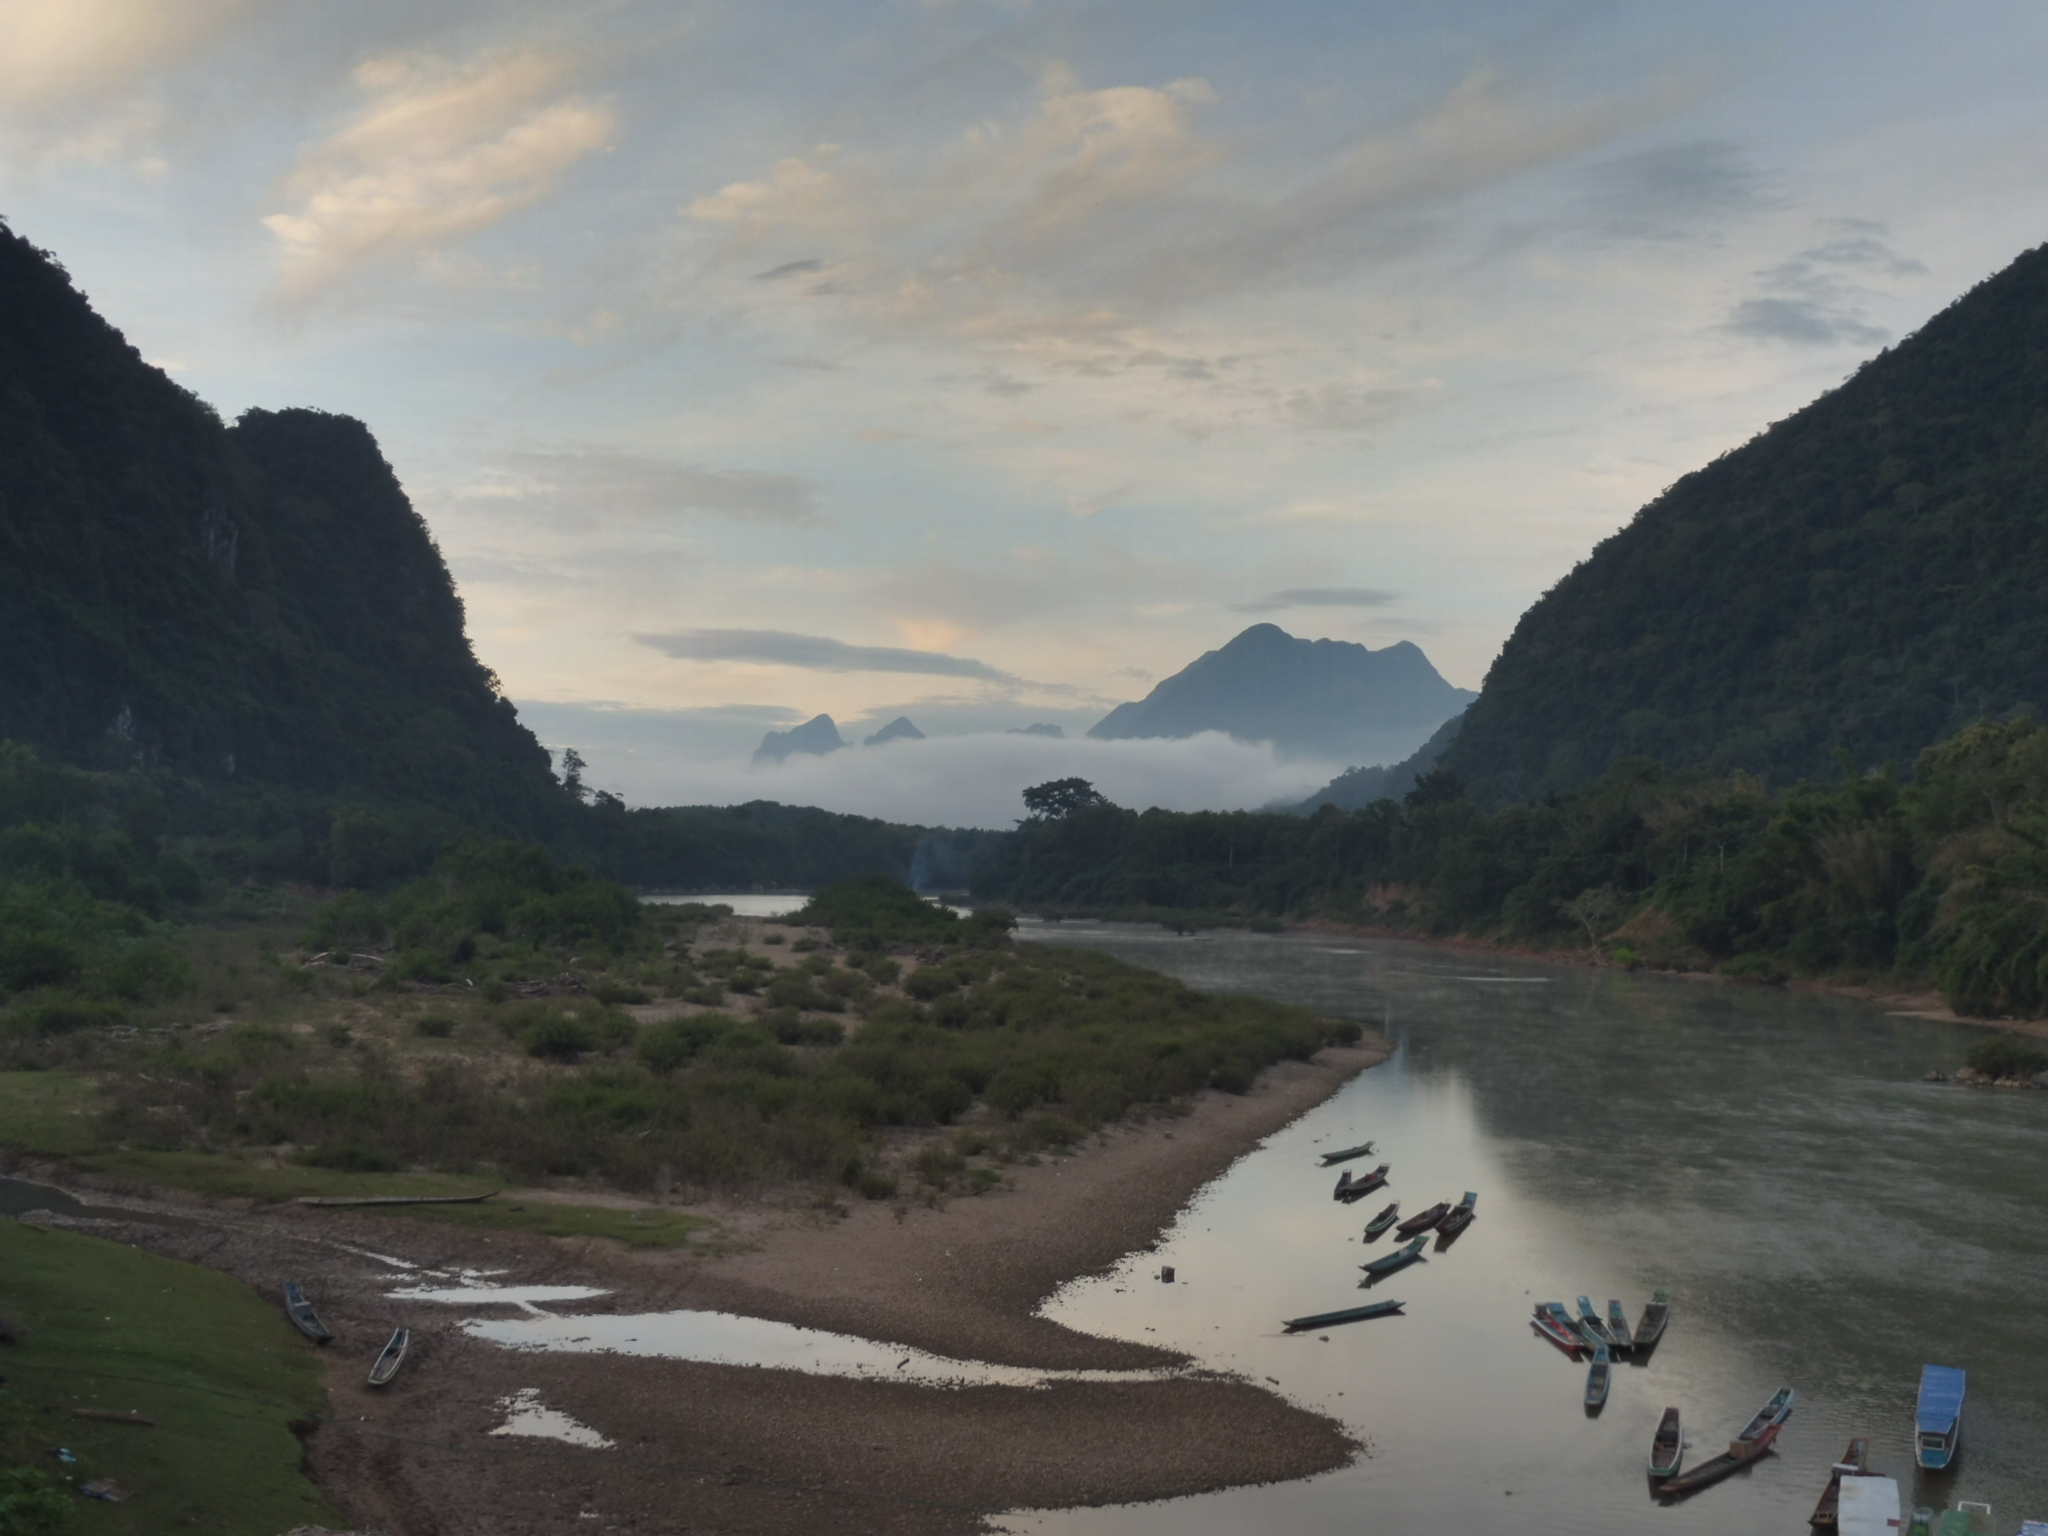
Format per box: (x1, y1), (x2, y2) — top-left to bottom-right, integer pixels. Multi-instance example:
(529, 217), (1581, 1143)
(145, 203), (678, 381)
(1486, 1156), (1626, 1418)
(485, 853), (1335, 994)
(7, 0), (2048, 822)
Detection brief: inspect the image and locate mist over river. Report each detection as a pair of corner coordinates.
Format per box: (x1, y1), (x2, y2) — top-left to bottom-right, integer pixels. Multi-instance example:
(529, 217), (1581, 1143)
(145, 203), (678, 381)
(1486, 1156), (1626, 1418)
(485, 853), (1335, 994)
(997, 923), (2048, 1536)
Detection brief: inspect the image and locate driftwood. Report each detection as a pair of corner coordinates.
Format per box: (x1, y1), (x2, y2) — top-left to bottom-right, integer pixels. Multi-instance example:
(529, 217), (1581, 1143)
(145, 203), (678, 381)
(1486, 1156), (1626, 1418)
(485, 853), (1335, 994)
(294, 1191), (497, 1208)
(73, 1408), (155, 1426)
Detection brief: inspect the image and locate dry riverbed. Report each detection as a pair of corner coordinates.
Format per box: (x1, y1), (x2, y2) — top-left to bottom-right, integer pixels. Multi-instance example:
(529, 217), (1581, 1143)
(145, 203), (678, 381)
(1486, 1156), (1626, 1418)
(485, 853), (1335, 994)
(16, 1036), (1388, 1535)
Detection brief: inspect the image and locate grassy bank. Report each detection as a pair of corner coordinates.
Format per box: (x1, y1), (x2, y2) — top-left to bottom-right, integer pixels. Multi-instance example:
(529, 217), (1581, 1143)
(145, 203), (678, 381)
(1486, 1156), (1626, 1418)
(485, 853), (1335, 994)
(0, 872), (1355, 1216)
(0, 1219), (342, 1534)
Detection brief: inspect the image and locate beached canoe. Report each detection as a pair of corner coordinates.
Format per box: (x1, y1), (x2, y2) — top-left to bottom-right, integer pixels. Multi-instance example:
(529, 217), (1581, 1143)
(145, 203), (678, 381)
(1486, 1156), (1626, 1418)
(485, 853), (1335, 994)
(1531, 1306), (1583, 1358)
(1585, 1345), (1612, 1409)
(1659, 1420), (1782, 1499)
(1636, 1286), (1672, 1349)
(1363, 1201), (1401, 1241)
(1649, 1406), (1684, 1480)
(1737, 1386), (1796, 1442)
(1281, 1299), (1404, 1333)
(1394, 1201), (1451, 1238)
(1575, 1296), (1617, 1350)
(1606, 1297), (1634, 1352)
(294, 1192), (497, 1207)
(1810, 1438), (1871, 1529)
(1334, 1163), (1390, 1202)
(1358, 1234), (1428, 1283)
(1435, 1191), (1478, 1240)
(283, 1282), (334, 1346)
(368, 1327), (410, 1387)
(1318, 1141), (1376, 1166)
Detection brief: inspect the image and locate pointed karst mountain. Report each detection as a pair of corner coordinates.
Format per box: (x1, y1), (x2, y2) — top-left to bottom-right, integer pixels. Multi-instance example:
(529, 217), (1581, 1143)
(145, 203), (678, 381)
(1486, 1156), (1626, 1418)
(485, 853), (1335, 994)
(752, 714), (848, 764)
(1089, 624), (1475, 764)
(862, 716), (925, 747)
(1441, 238), (2048, 804)
(0, 217), (557, 823)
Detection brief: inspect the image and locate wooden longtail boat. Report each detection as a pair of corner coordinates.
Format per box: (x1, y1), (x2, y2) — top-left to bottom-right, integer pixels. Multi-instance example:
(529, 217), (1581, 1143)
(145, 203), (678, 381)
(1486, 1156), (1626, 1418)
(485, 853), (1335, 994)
(1737, 1386), (1796, 1442)
(1532, 1306), (1583, 1357)
(368, 1327), (410, 1387)
(1575, 1296), (1616, 1350)
(1649, 1406), (1684, 1480)
(1334, 1163), (1389, 1202)
(1281, 1299), (1403, 1332)
(1809, 1438), (1871, 1529)
(283, 1282), (334, 1345)
(1658, 1419), (1782, 1499)
(1394, 1201), (1451, 1238)
(1435, 1191), (1478, 1239)
(1585, 1345), (1612, 1409)
(1318, 1141), (1376, 1166)
(1636, 1286), (1672, 1349)
(1541, 1301), (1587, 1350)
(1606, 1297), (1634, 1352)
(1357, 1234), (1428, 1284)
(295, 1191), (496, 1208)
(1363, 1202), (1401, 1241)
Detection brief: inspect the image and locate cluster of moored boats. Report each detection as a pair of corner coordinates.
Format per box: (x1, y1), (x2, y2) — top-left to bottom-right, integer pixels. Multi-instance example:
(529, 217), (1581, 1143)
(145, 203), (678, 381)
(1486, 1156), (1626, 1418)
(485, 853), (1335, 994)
(284, 1280), (410, 1387)
(1279, 1141), (1478, 1333)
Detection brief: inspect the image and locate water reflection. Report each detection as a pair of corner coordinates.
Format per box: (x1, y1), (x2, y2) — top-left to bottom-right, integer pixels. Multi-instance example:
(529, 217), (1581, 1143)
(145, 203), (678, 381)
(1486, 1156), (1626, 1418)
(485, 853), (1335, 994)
(996, 924), (2048, 1536)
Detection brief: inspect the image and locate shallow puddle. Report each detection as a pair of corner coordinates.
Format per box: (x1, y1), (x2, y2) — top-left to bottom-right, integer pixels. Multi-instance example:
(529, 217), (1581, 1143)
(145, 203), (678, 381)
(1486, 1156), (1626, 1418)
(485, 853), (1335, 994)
(391, 1281), (610, 1308)
(489, 1388), (613, 1448)
(465, 1307), (1190, 1390)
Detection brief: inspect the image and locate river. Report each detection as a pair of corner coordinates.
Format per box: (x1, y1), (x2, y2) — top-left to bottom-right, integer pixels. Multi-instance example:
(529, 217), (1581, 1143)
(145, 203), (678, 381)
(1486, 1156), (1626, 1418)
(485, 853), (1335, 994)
(994, 921), (2048, 1535)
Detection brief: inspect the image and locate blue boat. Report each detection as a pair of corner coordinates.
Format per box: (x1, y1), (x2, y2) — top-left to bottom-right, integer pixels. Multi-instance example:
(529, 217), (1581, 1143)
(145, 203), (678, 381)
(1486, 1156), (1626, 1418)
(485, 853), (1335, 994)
(1358, 1234), (1428, 1284)
(1576, 1295), (1617, 1350)
(1281, 1299), (1403, 1332)
(1915, 1364), (1966, 1470)
(1585, 1344), (1612, 1409)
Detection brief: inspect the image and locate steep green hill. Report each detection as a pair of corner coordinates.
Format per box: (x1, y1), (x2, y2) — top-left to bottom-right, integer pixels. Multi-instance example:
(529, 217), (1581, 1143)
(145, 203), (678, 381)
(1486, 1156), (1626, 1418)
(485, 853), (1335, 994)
(0, 217), (558, 826)
(1445, 240), (2048, 803)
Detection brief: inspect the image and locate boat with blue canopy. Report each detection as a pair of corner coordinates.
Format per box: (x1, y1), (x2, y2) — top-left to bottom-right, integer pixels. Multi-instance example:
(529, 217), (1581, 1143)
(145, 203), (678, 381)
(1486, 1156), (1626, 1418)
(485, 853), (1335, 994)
(1915, 1364), (1966, 1470)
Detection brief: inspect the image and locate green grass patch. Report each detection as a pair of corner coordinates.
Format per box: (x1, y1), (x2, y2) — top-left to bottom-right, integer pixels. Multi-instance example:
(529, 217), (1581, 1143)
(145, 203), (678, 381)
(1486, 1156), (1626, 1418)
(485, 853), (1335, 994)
(0, 1072), (103, 1157)
(0, 1219), (343, 1535)
(375, 1198), (715, 1248)
(61, 1150), (501, 1205)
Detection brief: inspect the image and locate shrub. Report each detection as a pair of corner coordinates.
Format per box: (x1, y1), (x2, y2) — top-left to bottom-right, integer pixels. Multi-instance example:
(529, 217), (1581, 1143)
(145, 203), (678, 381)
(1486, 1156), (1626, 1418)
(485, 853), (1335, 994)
(0, 1464), (73, 1534)
(326, 1025), (354, 1049)
(522, 1013), (597, 1061)
(636, 1014), (740, 1073)
(1964, 1035), (2048, 1080)
(1720, 953), (1788, 984)
(297, 1142), (400, 1173)
(762, 1007), (846, 1047)
(5, 997), (125, 1036)
(413, 1013), (456, 1037)
(105, 941), (191, 1002)
(594, 980), (651, 1005)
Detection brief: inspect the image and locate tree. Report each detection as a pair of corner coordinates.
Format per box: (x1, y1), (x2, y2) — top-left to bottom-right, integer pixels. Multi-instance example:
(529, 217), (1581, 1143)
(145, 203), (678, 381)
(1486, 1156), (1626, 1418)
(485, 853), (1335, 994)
(559, 747), (589, 803)
(1020, 777), (1111, 821)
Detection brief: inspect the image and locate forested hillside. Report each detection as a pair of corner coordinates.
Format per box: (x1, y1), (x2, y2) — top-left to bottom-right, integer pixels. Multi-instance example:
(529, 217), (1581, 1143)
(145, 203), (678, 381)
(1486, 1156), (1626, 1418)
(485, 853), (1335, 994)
(0, 219), (560, 828)
(1445, 240), (2048, 803)
(974, 718), (2048, 1019)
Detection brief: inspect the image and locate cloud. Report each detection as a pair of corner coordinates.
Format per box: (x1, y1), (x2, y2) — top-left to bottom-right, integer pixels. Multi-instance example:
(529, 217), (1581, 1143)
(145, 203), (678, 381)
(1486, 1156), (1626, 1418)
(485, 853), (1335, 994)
(263, 48), (613, 300)
(1230, 587), (1399, 613)
(0, 0), (255, 110)
(462, 448), (824, 526)
(636, 629), (1020, 683)
(676, 62), (1677, 366)
(581, 730), (1337, 829)
(1722, 220), (1923, 348)
(0, 0), (258, 171)
(1723, 296), (1886, 347)
(1281, 380), (1445, 434)
(1581, 140), (1773, 238)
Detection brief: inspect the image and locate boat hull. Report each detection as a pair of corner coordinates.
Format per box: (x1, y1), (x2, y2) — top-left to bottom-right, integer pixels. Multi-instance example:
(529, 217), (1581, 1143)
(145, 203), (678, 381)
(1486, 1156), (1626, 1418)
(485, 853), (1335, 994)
(1659, 1421), (1782, 1499)
(1282, 1300), (1403, 1332)
(1649, 1407), (1684, 1480)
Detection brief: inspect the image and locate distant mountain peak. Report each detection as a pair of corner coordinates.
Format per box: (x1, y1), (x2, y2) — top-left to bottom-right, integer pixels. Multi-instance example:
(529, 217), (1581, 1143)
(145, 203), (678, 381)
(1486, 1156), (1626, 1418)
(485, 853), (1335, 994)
(1088, 624), (1472, 764)
(862, 716), (925, 747)
(752, 714), (848, 764)
(1006, 723), (1066, 738)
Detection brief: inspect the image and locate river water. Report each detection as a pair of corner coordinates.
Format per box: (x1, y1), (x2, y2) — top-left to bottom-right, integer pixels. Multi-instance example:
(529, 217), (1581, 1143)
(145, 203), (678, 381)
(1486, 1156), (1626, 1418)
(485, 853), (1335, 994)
(994, 922), (2048, 1536)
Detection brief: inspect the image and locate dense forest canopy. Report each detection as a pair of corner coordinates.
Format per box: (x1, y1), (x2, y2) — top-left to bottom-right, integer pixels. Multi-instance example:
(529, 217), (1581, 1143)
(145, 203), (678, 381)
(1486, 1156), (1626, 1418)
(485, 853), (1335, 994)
(1444, 239), (2048, 803)
(975, 719), (2048, 1020)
